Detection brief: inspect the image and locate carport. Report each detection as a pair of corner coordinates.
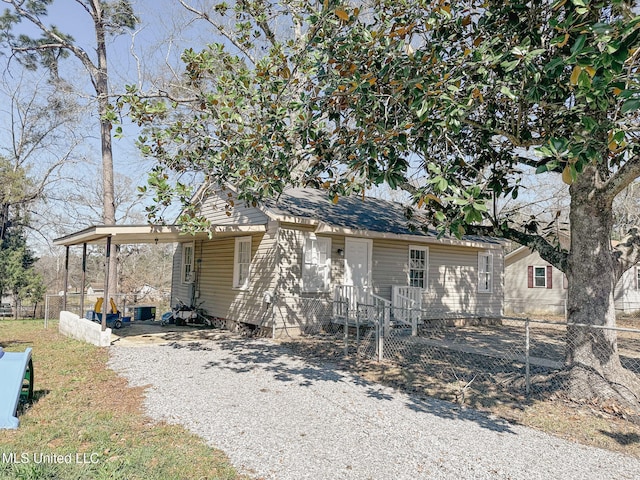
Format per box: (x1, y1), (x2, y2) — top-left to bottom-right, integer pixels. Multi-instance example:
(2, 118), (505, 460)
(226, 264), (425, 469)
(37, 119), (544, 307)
(53, 224), (266, 330)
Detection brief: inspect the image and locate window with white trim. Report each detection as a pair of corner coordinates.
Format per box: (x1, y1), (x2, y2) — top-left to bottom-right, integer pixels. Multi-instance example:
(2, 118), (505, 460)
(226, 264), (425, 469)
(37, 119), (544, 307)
(181, 243), (194, 284)
(302, 235), (331, 292)
(408, 246), (428, 289)
(478, 252), (493, 293)
(534, 266), (547, 288)
(636, 267), (640, 290)
(233, 237), (252, 289)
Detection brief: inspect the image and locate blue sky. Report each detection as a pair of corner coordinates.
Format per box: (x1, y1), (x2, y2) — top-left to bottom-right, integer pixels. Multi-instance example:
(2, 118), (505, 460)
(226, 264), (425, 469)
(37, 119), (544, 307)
(0, 0), (216, 246)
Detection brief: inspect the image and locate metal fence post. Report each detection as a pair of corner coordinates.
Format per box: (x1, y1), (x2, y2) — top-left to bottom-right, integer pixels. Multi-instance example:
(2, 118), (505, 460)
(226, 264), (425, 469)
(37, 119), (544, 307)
(412, 307), (417, 336)
(377, 317), (384, 362)
(343, 301), (349, 357)
(44, 295), (49, 329)
(356, 306), (360, 346)
(525, 318), (531, 395)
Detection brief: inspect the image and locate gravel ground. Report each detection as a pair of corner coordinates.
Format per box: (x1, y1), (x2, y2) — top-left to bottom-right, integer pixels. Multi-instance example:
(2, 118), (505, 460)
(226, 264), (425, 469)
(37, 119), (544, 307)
(108, 334), (640, 480)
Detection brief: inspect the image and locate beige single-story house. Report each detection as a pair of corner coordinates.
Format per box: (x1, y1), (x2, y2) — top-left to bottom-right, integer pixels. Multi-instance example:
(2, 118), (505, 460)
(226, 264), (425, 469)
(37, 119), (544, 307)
(505, 243), (640, 316)
(169, 186), (505, 336)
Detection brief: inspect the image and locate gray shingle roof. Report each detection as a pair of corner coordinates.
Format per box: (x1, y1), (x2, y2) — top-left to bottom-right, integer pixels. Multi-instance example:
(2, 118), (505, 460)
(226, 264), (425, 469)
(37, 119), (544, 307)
(265, 188), (500, 245)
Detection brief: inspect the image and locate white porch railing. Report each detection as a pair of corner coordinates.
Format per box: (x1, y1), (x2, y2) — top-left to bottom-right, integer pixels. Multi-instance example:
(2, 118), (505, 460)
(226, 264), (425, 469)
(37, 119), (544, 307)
(392, 286), (423, 335)
(334, 285), (423, 335)
(333, 285), (391, 324)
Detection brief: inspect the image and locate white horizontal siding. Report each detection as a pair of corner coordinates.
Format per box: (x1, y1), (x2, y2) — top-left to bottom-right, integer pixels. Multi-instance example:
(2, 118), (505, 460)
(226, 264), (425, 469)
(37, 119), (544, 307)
(615, 267), (640, 313)
(170, 244), (193, 307)
(371, 240), (503, 317)
(271, 226), (340, 333)
(169, 222), (278, 327)
(504, 248), (566, 315)
(198, 189), (269, 225)
(171, 225), (505, 332)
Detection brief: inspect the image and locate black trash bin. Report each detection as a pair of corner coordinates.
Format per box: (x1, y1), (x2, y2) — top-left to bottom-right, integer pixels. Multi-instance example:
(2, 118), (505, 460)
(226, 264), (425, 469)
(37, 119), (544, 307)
(133, 306), (156, 321)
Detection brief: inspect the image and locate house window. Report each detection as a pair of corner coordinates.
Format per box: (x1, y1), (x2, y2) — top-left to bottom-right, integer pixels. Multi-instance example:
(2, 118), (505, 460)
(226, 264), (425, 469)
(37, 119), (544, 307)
(528, 265), (552, 289)
(534, 266), (547, 287)
(233, 237), (252, 289)
(302, 235), (331, 292)
(478, 252), (493, 293)
(637, 267), (640, 290)
(181, 243), (194, 284)
(408, 246), (428, 289)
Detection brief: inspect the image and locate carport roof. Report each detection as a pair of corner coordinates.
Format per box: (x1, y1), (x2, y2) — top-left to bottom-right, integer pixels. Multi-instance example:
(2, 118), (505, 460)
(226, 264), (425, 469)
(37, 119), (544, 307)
(53, 224), (266, 247)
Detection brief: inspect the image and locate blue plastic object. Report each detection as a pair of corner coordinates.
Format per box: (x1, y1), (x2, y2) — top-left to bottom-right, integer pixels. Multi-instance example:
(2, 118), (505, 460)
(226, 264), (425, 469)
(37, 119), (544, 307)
(86, 311), (128, 329)
(0, 347), (33, 429)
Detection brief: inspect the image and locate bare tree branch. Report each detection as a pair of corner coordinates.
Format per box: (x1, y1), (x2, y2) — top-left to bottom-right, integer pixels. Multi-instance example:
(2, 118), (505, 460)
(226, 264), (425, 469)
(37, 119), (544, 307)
(614, 226), (640, 275)
(467, 223), (569, 271)
(179, 0), (259, 66)
(602, 154), (640, 203)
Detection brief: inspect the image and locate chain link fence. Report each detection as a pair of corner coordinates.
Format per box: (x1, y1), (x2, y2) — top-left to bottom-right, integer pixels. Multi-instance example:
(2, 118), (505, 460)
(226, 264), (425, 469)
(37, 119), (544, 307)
(286, 300), (640, 407)
(273, 296), (336, 337)
(43, 293), (169, 327)
(506, 297), (640, 320)
(616, 302), (640, 320)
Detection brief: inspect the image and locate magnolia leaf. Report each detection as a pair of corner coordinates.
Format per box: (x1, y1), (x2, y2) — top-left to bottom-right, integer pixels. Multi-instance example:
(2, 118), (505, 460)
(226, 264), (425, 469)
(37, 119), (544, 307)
(570, 65), (582, 85)
(500, 86), (517, 100)
(562, 165), (574, 185)
(557, 32), (570, 48)
(425, 193), (441, 204)
(621, 98), (640, 114)
(335, 9), (349, 21)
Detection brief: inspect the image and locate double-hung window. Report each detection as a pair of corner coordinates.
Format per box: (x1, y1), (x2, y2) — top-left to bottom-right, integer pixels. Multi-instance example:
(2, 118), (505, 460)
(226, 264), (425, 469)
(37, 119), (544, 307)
(528, 265), (552, 289)
(302, 235), (331, 292)
(408, 246), (428, 289)
(534, 266), (547, 288)
(478, 252), (493, 293)
(233, 237), (252, 289)
(181, 243), (194, 284)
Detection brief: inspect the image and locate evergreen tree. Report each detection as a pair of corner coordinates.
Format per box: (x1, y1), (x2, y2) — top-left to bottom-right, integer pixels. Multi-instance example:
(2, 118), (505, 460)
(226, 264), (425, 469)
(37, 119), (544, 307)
(0, 229), (44, 318)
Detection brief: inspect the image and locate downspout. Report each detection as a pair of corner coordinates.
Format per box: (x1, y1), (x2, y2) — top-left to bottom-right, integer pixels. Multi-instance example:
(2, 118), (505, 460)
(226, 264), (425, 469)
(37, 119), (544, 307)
(193, 239), (203, 306)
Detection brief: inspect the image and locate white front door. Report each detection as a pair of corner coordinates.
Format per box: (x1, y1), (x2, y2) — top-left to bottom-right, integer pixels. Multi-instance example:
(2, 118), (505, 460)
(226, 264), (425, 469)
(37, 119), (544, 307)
(345, 238), (372, 306)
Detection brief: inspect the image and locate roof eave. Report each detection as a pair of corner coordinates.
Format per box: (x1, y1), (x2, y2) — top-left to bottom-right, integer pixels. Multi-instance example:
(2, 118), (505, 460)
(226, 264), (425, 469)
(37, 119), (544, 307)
(313, 223), (501, 249)
(53, 224), (267, 247)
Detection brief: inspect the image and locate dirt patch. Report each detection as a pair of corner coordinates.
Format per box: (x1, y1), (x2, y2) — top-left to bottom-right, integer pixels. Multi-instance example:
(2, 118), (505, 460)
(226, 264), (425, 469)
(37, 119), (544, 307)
(110, 321), (231, 346)
(278, 334), (640, 459)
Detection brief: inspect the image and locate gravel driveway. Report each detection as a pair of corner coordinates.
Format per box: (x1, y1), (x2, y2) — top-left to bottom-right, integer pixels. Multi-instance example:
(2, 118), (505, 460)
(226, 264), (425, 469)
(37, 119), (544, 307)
(108, 334), (640, 480)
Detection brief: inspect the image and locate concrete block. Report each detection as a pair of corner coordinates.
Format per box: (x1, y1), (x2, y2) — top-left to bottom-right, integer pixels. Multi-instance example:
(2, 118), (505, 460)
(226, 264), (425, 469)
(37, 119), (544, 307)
(59, 311), (112, 347)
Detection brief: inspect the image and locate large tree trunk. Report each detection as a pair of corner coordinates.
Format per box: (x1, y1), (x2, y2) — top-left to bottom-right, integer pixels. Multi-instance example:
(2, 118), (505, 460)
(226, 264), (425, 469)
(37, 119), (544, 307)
(92, 0), (118, 312)
(565, 169), (640, 408)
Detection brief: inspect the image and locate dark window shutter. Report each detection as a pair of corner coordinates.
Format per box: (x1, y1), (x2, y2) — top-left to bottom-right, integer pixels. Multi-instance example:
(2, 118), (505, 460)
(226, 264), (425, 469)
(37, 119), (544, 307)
(528, 266), (533, 288)
(546, 266), (553, 289)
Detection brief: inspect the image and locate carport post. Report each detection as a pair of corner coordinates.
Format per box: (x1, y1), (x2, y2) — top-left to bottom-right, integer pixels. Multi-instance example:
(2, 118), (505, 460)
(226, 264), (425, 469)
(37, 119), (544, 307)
(79, 243), (87, 318)
(62, 246), (69, 311)
(102, 236), (112, 332)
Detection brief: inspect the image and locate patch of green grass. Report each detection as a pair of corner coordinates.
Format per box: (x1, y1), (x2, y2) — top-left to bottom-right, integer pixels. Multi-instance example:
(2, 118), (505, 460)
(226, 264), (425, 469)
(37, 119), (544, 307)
(0, 320), (247, 480)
